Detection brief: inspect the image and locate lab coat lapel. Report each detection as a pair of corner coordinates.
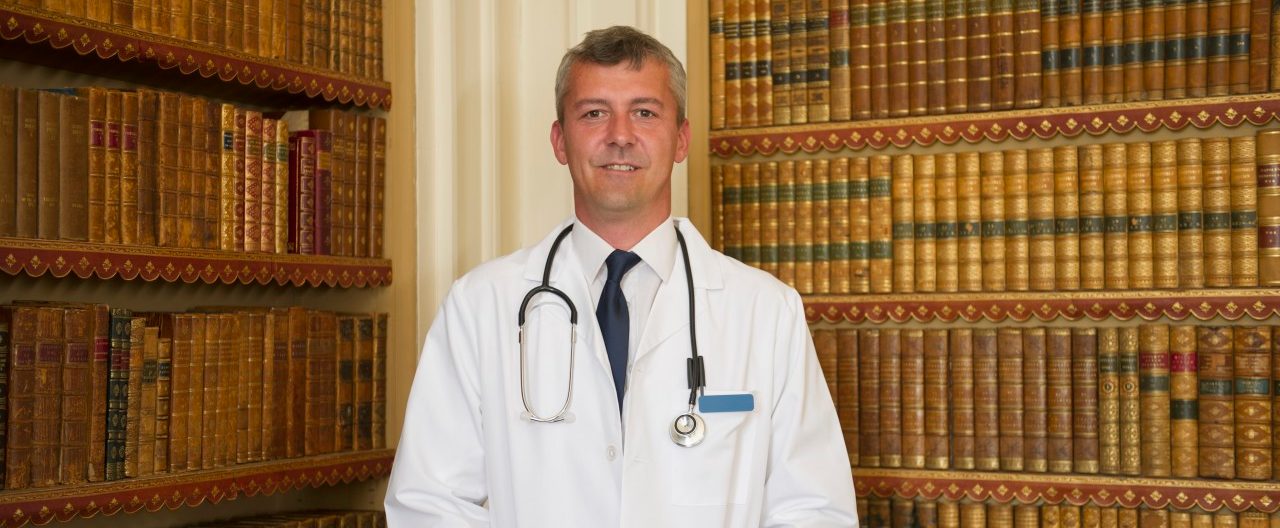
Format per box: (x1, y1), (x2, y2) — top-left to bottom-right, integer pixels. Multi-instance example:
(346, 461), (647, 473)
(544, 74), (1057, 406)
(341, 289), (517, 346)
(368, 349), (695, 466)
(633, 220), (724, 365)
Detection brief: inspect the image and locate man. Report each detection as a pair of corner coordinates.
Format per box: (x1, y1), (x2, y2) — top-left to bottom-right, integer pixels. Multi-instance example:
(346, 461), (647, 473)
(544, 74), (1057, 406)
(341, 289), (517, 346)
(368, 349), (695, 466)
(385, 26), (857, 527)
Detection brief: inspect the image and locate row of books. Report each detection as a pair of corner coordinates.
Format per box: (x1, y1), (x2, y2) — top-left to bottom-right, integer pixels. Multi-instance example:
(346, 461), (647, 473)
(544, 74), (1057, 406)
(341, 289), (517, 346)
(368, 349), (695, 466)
(185, 510), (385, 528)
(16, 0), (384, 80)
(0, 303), (389, 490)
(710, 0), (1275, 129)
(712, 131), (1280, 294)
(813, 323), (1280, 480)
(857, 496), (1279, 528)
(0, 86), (388, 258)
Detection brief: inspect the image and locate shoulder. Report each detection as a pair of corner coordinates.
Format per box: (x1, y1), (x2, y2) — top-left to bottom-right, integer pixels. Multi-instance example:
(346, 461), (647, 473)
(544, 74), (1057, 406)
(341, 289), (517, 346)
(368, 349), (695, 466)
(703, 249), (804, 315)
(442, 247), (535, 306)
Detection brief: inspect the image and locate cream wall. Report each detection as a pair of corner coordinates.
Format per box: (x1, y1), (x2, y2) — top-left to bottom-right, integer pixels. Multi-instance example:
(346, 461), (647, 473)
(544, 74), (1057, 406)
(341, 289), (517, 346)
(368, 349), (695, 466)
(414, 0), (690, 362)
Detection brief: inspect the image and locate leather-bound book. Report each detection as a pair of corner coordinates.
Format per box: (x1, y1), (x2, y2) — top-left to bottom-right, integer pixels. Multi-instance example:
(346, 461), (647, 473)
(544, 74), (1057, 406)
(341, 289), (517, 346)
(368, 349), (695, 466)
(1045, 0), (1065, 104)
(1169, 325), (1199, 477)
(1203, 138), (1232, 287)
(58, 307), (91, 485)
(936, 153), (959, 292)
(713, 165), (724, 251)
(1178, 138), (1205, 287)
(168, 315), (189, 473)
(859, 329), (881, 467)
(924, 329), (950, 469)
(1259, 131), (1280, 285)
(85, 305), (108, 482)
(740, 0), (758, 128)
(869, 497), (892, 528)
(879, 328), (903, 467)
(1230, 136), (1258, 286)
(779, 161), (797, 287)
(901, 330), (926, 468)
(1185, 0), (1209, 97)
(831, 159), (851, 292)
(723, 166), (739, 259)
(1082, 0), (1104, 103)
(1197, 326), (1234, 478)
(287, 132), (316, 255)
(58, 93), (89, 242)
(1027, 148), (1057, 291)
(1041, 504), (1060, 528)
(926, 0), (948, 114)
(1073, 328), (1100, 473)
(1047, 328), (1075, 473)
(1060, 0), (1085, 105)
(837, 330), (859, 463)
(189, 313), (209, 470)
(1013, 0), (1042, 107)
(850, 0), (871, 119)
(831, 0), (852, 121)
(1139, 324), (1172, 477)
(355, 315), (374, 451)
(761, 162), (781, 279)
(1169, 510), (1192, 528)
(4, 307), (36, 489)
(1127, 142), (1155, 289)
(951, 328), (976, 469)
(136, 325), (157, 477)
(956, 153), (982, 292)
(967, 0), (993, 111)
(197, 98), (216, 250)
(807, 0), (831, 122)
(1053, 146), (1081, 290)
(869, 156), (893, 292)
(1122, 0), (1145, 100)
(796, 160), (815, 293)
(154, 331), (169, 473)
(284, 307), (306, 458)
(892, 497), (916, 528)
(712, 0), (727, 129)
(156, 93), (181, 248)
(313, 130), (334, 255)
(727, 0), (743, 128)
(79, 87), (106, 243)
(814, 330), (839, 407)
(814, 160), (832, 292)
(790, 0), (811, 123)
(1119, 327), (1141, 475)
(742, 163), (762, 271)
(917, 499), (938, 528)
(974, 328), (1002, 470)
(990, 503), (1014, 528)
(755, 0), (774, 125)
(367, 117), (383, 257)
(1238, 512), (1269, 528)
(14, 89), (37, 239)
(336, 316), (356, 452)
(888, 0), (911, 117)
(1274, 327), (1280, 479)
(855, 156), (875, 293)
(35, 91), (60, 241)
(106, 309), (130, 481)
(945, 0), (969, 113)
(216, 104), (235, 251)
(1142, 0), (1166, 99)
(869, 0), (889, 118)
(905, 0), (928, 115)
(263, 309), (286, 458)
(961, 501), (987, 528)
(938, 499), (960, 528)
(1249, 0), (1271, 92)
(1015, 504), (1040, 527)
(1151, 140), (1179, 289)
(1103, 143), (1130, 289)
(120, 91), (139, 246)
(1233, 326), (1271, 480)
(1228, 0), (1249, 93)
(176, 97), (195, 249)
(914, 154), (937, 291)
(1118, 508), (1140, 528)
(981, 151), (1008, 292)
(1140, 507), (1170, 528)
(261, 118), (278, 254)
(1102, 0), (1125, 102)
(248, 313), (267, 461)
(1164, 0), (1188, 98)
(1005, 150), (1031, 291)
(306, 311), (337, 455)
(372, 313), (388, 450)
(892, 155), (916, 293)
(1080, 145), (1105, 289)
(1021, 327), (1047, 472)
(1206, 0), (1231, 95)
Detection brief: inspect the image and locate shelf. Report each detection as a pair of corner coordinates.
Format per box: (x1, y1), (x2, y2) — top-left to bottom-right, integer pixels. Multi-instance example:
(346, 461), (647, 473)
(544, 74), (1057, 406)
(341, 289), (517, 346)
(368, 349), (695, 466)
(711, 94), (1280, 157)
(855, 468), (1280, 513)
(0, 238), (392, 288)
(0, 5), (391, 110)
(804, 288), (1280, 324)
(0, 449), (394, 527)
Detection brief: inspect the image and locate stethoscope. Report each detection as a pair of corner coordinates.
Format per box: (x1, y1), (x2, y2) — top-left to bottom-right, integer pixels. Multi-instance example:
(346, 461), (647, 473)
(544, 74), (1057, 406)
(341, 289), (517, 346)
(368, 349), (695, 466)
(517, 223), (708, 448)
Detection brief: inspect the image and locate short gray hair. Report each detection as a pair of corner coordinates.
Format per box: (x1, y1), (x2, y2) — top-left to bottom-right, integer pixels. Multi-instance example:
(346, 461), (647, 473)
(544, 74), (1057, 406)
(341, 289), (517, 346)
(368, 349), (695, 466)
(554, 26), (687, 125)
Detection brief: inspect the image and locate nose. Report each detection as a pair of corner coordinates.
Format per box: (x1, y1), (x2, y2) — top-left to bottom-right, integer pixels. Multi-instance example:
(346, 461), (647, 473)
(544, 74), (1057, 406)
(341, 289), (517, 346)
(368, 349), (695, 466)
(607, 115), (636, 147)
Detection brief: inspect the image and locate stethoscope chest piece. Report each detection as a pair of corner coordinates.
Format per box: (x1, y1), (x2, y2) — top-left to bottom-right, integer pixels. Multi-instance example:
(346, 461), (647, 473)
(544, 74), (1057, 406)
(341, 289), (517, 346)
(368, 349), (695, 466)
(670, 412), (706, 447)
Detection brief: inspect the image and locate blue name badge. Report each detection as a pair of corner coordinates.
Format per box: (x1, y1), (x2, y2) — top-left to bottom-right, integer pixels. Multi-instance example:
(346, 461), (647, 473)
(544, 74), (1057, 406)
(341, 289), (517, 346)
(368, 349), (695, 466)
(699, 393), (755, 413)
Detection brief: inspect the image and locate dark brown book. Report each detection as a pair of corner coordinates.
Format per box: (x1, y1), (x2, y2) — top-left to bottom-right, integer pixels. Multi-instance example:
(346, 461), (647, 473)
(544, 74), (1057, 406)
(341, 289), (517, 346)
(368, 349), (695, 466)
(1043, 0), (1063, 106)
(1233, 326), (1271, 480)
(1081, 0), (1104, 102)
(966, 0), (993, 111)
(247, 313), (266, 462)
(5, 307), (36, 489)
(31, 306), (63, 488)
(124, 317), (144, 478)
(850, 0), (871, 119)
(220, 314), (240, 468)
(1101, 0), (1126, 102)
(79, 87), (106, 243)
(900, 330), (925, 468)
(887, 0), (910, 117)
(1198, 326), (1234, 478)
(858, 329), (881, 467)
(106, 90), (125, 246)
(1185, 0), (1209, 97)
(1169, 325), (1198, 477)
(1206, 0), (1231, 95)
(879, 329), (902, 467)
(836, 330), (858, 463)
(58, 93), (89, 242)
(1248, 0), (1270, 92)
(59, 307), (91, 484)
(950, 329), (975, 469)
(907, 0), (930, 115)
(892, 497), (916, 528)
(1013, 0), (1043, 108)
(974, 329), (1000, 470)
(925, 0), (947, 114)
(286, 307), (307, 458)
(176, 96), (195, 250)
(156, 93), (180, 248)
(945, 0), (969, 113)
(1122, 0), (1145, 100)
(0, 87), (13, 237)
(119, 91), (140, 246)
(1018, 328), (1043, 472)
(168, 314), (189, 473)
(14, 89), (37, 239)
(134, 90), (158, 246)
(1228, 0), (1250, 93)
(336, 316), (356, 452)
(869, 0), (890, 118)
(36, 91), (60, 241)
(267, 308), (289, 458)
(1060, 0), (1085, 105)
(989, 0), (1016, 109)
(1047, 328), (1074, 473)
(306, 311), (336, 455)
(1163, 0), (1189, 98)
(1142, 0), (1166, 99)
(372, 312), (387, 450)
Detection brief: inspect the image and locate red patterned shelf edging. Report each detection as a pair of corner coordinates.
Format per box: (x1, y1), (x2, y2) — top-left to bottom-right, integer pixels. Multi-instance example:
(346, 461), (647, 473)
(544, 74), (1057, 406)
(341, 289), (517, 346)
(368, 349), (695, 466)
(804, 290), (1280, 324)
(0, 239), (392, 288)
(855, 470), (1280, 513)
(711, 94), (1280, 156)
(0, 6), (391, 110)
(0, 450), (394, 527)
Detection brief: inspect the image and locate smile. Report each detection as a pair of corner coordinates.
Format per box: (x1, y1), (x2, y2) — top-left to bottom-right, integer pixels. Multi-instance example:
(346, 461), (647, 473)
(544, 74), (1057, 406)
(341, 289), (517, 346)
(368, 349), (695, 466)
(603, 164), (638, 171)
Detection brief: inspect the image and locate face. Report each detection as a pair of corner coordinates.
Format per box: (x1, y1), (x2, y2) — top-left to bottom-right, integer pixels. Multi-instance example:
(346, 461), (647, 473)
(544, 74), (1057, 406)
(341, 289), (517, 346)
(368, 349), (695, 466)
(551, 58), (691, 228)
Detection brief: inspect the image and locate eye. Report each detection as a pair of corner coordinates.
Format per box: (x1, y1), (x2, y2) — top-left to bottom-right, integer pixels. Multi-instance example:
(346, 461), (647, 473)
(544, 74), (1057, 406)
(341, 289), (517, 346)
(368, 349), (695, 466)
(636, 109), (657, 118)
(584, 109), (605, 119)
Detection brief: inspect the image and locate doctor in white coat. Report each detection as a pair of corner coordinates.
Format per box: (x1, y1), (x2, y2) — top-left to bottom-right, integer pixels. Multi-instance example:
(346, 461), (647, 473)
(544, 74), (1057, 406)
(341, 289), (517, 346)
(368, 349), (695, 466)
(385, 26), (858, 527)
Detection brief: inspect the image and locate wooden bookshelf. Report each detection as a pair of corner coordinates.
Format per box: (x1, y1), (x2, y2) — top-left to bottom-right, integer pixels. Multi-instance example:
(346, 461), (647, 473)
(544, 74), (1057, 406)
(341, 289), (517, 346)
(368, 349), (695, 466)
(0, 4), (391, 110)
(0, 449), (394, 528)
(855, 468), (1280, 513)
(0, 238), (392, 288)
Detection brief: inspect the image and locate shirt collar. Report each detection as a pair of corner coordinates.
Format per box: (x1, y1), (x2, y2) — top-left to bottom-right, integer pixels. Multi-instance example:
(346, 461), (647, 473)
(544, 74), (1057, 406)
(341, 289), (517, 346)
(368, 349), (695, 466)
(571, 216), (677, 284)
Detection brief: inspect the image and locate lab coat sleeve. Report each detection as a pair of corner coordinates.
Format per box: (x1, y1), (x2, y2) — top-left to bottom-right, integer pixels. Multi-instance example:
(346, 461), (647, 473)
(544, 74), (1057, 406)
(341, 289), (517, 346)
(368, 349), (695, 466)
(384, 284), (491, 527)
(762, 289), (860, 528)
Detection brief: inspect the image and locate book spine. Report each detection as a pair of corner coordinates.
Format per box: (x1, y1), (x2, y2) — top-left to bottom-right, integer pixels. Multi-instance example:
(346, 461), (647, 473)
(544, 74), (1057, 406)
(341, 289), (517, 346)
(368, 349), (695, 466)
(837, 330), (859, 464)
(1119, 327), (1142, 475)
(742, 163), (762, 271)
(1152, 140), (1180, 288)
(914, 155), (937, 292)
(1260, 131), (1280, 285)
(106, 308), (130, 481)
(961, 501), (987, 527)
(967, 0), (993, 111)
(191, 314), (210, 470)
(858, 329), (881, 467)
(1234, 326), (1272, 479)
(1186, 0), (1209, 97)
(84, 88), (106, 243)
(850, 0), (871, 120)
(86, 305), (108, 482)
(892, 155), (915, 292)
(124, 317), (144, 477)
(354, 315), (373, 451)
(5, 307), (36, 490)
(755, 1), (774, 125)
(138, 326), (158, 477)
(831, 159), (851, 292)
(893, 497), (917, 527)
(1011, 0), (1042, 108)
(243, 111), (263, 252)
(1020, 328), (1046, 473)
(58, 94), (89, 242)
(176, 97), (194, 249)
(990, 0), (1016, 110)
(1143, 0), (1167, 99)
(741, 0), (759, 127)
(981, 151), (1008, 292)
(908, 0), (930, 114)
(879, 328), (902, 467)
(1170, 325), (1199, 478)
(1073, 328), (1100, 473)
(305, 311), (336, 455)
(1005, 150), (1031, 291)
(990, 504), (1014, 527)
(1198, 326), (1234, 478)
(1207, 0), (1232, 95)
(1078, 145), (1105, 289)
(1179, 138), (1206, 287)
(1204, 138), (1233, 286)
(1102, 0), (1126, 102)
(950, 329), (976, 469)
(945, 0), (970, 113)
(104, 92), (123, 243)
(261, 118), (277, 254)
(1054, 146), (1082, 290)
(1273, 326), (1280, 479)
(923, 329), (949, 469)
(286, 307), (307, 457)
(157, 93), (179, 247)
(36, 91), (59, 241)
(831, 0), (852, 121)
(1060, 0), (1085, 105)
(900, 330), (926, 468)
(1122, 0), (1145, 100)
(808, 0), (833, 123)
(957, 153), (983, 291)
(1099, 330), (1121, 473)
(1028, 148), (1057, 291)
(935, 154), (959, 292)
(154, 334), (170, 474)
(796, 161), (815, 293)
(313, 130), (333, 255)
(1228, 0), (1250, 92)
(167, 315), (188, 473)
(1048, 328), (1075, 473)
(762, 162), (781, 279)
(1231, 136), (1259, 286)
(368, 118), (384, 257)
(779, 161), (798, 286)
(925, 0), (948, 114)
(791, 0), (811, 123)
(772, 0), (793, 125)
(1043, 0), (1063, 106)
(219, 314), (238, 467)
(867, 157), (891, 292)
(1165, 0), (1189, 98)
(711, 0), (727, 129)
(888, 0), (911, 117)
(869, 0), (889, 117)
(974, 329), (1001, 470)
(814, 159), (832, 293)
(119, 92), (139, 246)
(849, 158), (870, 292)
(1103, 143), (1130, 289)
(14, 90), (37, 240)
(249, 315), (265, 461)
(1128, 142), (1156, 289)
(1082, 0), (1105, 102)
(59, 308), (90, 485)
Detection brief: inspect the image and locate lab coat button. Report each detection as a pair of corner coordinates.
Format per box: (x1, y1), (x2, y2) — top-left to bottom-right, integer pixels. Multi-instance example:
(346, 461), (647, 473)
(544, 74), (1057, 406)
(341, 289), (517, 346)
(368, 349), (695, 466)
(606, 445), (617, 460)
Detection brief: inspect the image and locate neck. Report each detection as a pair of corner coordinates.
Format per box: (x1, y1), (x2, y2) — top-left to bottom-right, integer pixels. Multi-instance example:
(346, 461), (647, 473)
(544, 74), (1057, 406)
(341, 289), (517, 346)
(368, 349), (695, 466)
(576, 209), (669, 250)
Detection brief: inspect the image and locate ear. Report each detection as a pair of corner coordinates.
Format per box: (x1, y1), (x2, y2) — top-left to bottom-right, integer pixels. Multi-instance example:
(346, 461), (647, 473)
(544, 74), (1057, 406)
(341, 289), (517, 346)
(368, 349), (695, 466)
(550, 119), (569, 165)
(673, 118), (691, 164)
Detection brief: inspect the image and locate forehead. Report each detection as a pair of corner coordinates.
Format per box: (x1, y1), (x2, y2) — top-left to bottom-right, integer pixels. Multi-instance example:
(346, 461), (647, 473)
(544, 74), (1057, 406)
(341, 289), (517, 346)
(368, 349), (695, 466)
(564, 58), (673, 104)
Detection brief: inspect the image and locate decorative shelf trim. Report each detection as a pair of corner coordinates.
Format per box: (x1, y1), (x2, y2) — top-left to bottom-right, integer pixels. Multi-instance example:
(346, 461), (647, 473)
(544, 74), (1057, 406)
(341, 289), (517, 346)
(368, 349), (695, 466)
(711, 94), (1280, 156)
(804, 289), (1280, 324)
(0, 6), (391, 109)
(855, 468), (1280, 513)
(0, 238), (392, 288)
(0, 449), (394, 527)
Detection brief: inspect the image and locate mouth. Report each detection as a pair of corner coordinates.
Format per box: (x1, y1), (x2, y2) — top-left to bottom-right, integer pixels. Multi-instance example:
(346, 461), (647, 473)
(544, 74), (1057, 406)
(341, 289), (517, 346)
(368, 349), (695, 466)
(601, 163), (640, 172)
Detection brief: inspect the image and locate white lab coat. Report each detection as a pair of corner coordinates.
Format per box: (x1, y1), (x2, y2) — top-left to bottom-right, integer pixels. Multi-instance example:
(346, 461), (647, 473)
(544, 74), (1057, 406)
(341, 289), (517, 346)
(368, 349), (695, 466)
(385, 218), (857, 527)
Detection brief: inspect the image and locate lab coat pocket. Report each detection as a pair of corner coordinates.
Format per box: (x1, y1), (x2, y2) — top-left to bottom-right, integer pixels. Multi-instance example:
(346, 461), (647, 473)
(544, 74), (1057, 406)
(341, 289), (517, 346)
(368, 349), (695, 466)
(668, 390), (757, 506)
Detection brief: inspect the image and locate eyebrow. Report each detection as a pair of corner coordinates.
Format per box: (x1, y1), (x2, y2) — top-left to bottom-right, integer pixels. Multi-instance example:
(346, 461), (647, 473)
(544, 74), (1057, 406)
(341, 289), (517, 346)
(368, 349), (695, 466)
(572, 97), (666, 109)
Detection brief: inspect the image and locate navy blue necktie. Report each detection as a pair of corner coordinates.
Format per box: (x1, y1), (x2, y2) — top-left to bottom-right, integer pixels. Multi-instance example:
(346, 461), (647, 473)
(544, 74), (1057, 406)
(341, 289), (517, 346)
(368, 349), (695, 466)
(598, 250), (642, 410)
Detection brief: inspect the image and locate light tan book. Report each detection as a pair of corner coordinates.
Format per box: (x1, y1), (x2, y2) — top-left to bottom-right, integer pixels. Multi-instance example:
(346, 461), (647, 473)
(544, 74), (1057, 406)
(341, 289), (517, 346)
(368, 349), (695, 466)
(1098, 327), (1121, 475)
(913, 154), (937, 292)
(1027, 148), (1056, 291)
(1203, 138), (1233, 287)
(980, 151), (1007, 292)
(1178, 138), (1206, 287)
(892, 154), (915, 293)
(1119, 327), (1141, 476)
(779, 161), (798, 287)
(935, 153), (959, 292)
(869, 156), (893, 292)
(813, 159), (832, 293)
(1004, 149), (1030, 291)
(957, 152), (983, 292)
(850, 157), (871, 293)
(1230, 135), (1258, 286)
(1127, 142), (1155, 289)
(830, 158), (851, 293)
(796, 160), (815, 293)
(761, 162), (781, 279)
(1103, 143), (1130, 289)
(1152, 140), (1180, 288)
(1054, 146), (1081, 290)
(1170, 325), (1199, 478)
